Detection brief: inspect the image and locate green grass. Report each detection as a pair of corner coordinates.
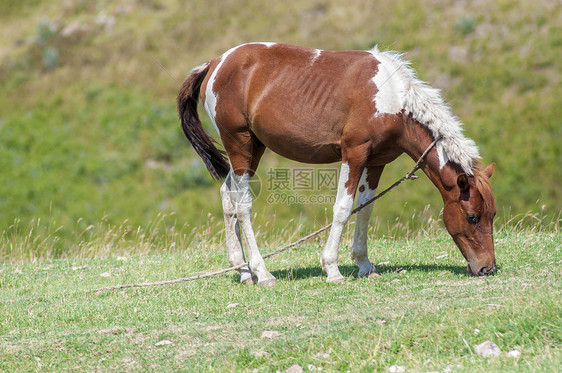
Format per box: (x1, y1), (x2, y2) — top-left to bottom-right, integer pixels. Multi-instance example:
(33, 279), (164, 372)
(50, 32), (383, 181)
(1, 227), (560, 372)
(0, 3), (560, 367)
(1, 2), (560, 370)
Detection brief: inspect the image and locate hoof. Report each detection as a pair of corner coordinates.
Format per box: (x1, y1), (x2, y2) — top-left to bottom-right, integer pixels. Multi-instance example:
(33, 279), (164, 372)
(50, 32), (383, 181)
(240, 273), (257, 285)
(257, 277), (277, 287)
(241, 276), (256, 285)
(326, 274), (345, 283)
(368, 271), (380, 278)
(357, 265), (379, 278)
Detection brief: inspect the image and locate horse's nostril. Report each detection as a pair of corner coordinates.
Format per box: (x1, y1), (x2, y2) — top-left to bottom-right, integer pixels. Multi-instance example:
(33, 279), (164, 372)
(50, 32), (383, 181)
(478, 266), (496, 276)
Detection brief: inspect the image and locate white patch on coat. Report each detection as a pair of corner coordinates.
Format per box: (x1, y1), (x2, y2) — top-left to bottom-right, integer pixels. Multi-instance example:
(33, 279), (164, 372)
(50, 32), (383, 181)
(370, 51), (407, 116)
(353, 168), (376, 247)
(352, 168), (377, 276)
(191, 62), (208, 75)
(229, 172), (252, 206)
(369, 45), (480, 175)
(352, 170), (377, 277)
(332, 162), (355, 223)
(203, 45), (247, 133)
(436, 141), (450, 168)
(253, 42), (276, 48)
(203, 43), (276, 134)
(224, 169), (276, 284)
(321, 162), (355, 282)
(310, 49), (322, 64)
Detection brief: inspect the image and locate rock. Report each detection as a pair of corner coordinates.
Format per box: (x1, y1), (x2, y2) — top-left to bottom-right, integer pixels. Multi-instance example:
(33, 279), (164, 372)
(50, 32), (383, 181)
(285, 364), (303, 373)
(314, 352), (330, 359)
(474, 340), (501, 357)
(443, 365), (462, 373)
(252, 350), (268, 358)
(261, 330), (281, 339)
(388, 365), (406, 372)
(507, 349), (521, 358)
(448, 46), (469, 63)
(95, 11), (115, 29)
(60, 20), (88, 37)
(72, 265), (90, 271)
(155, 339), (173, 347)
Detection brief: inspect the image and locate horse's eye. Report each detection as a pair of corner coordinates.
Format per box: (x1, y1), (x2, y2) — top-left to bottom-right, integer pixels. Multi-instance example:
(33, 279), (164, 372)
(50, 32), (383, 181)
(467, 213), (479, 224)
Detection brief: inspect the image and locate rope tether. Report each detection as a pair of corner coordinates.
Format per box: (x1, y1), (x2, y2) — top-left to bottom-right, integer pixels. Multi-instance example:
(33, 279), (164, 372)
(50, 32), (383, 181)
(87, 138), (440, 293)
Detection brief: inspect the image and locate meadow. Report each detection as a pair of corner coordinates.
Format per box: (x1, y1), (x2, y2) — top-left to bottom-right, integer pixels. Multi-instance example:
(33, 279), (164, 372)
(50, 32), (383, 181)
(1, 222), (560, 371)
(1, 1), (561, 371)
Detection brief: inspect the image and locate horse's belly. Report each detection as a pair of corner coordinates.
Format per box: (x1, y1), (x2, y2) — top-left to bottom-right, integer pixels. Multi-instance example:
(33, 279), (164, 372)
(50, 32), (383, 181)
(252, 124), (342, 164)
(267, 141), (342, 164)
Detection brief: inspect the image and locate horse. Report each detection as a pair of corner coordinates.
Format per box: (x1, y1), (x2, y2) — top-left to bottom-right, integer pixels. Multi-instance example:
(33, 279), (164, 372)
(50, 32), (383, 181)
(177, 42), (497, 286)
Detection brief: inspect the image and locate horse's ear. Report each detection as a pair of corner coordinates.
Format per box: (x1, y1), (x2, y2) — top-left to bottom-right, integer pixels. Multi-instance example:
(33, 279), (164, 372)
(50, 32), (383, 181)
(457, 173), (469, 192)
(484, 163), (495, 179)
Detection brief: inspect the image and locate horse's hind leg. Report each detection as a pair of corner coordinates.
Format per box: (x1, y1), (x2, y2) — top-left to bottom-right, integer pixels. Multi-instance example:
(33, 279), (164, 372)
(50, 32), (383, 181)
(220, 174), (254, 284)
(222, 137), (276, 286)
(351, 166), (384, 277)
(229, 171), (276, 286)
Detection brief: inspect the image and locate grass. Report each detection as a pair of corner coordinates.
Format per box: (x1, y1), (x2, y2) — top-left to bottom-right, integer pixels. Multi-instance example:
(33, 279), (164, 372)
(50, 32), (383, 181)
(1, 221), (560, 371)
(1, 1), (560, 370)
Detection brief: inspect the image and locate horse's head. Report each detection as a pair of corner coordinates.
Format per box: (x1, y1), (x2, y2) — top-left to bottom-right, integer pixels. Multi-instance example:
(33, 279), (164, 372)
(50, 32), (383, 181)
(443, 163), (497, 276)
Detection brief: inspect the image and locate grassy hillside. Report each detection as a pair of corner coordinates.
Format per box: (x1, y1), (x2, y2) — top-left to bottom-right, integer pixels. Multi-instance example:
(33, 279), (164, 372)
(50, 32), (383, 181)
(1, 230), (560, 371)
(1, 0), (561, 250)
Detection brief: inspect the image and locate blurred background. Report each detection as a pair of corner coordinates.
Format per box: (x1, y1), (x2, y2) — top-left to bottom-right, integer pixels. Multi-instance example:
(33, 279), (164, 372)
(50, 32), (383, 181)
(1, 0), (560, 257)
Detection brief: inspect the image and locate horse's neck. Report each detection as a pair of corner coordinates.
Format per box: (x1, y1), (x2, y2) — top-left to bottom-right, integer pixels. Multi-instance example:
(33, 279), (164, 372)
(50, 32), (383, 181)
(401, 123), (458, 200)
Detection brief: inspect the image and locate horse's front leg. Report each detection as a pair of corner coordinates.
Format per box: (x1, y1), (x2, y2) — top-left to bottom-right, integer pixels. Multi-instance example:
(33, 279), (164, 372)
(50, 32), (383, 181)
(351, 166), (384, 277)
(321, 162), (360, 283)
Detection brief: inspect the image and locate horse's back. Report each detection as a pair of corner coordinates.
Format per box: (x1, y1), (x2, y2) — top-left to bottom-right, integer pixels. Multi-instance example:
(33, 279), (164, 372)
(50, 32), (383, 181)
(202, 43), (379, 163)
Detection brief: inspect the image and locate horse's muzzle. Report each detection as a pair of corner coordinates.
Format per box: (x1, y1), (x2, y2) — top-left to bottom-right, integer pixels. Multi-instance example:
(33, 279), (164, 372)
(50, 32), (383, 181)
(468, 264), (497, 276)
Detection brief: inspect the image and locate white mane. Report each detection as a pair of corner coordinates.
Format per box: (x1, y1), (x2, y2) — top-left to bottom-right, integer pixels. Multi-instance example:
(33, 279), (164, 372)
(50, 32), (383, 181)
(370, 46), (480, 175)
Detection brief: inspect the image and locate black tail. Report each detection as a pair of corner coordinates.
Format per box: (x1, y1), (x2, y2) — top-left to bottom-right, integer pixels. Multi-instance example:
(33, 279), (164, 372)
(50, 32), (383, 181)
(177, 63), (230, 180)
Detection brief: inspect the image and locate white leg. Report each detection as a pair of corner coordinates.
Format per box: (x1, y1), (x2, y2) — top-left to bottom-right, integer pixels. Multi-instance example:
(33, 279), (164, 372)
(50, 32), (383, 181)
(351, 169), (378, 277)
(220, 174), (254, 284)
(229, 172), (276, 286)
(321, 162), (355, 283)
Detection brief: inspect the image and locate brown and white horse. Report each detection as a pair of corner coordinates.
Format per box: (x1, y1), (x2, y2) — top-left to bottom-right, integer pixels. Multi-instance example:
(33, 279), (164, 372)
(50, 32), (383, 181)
(178, 43), (496, 286)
